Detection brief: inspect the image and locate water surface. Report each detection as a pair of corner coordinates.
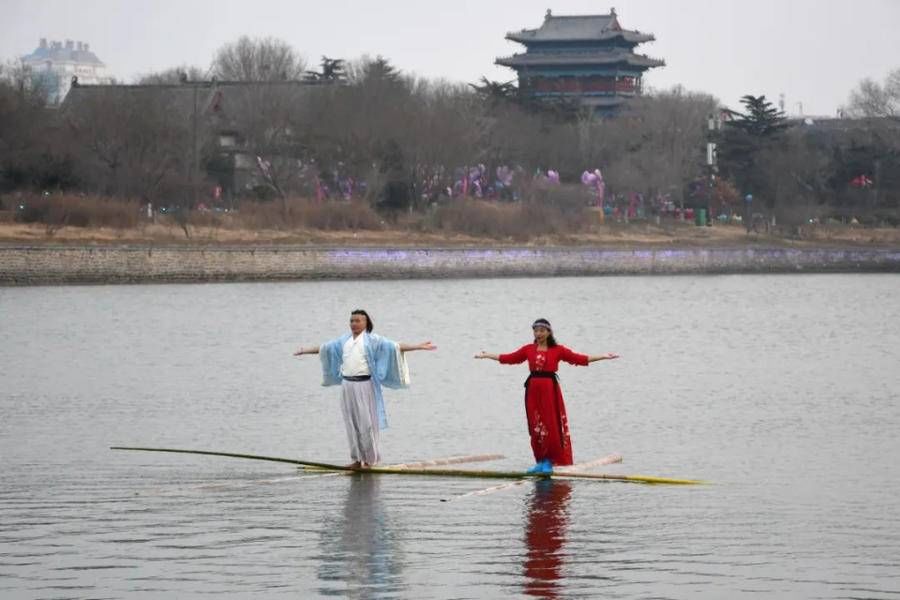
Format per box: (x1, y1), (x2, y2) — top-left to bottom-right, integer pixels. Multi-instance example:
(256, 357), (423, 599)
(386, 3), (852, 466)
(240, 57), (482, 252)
(1, 275), (899, 598)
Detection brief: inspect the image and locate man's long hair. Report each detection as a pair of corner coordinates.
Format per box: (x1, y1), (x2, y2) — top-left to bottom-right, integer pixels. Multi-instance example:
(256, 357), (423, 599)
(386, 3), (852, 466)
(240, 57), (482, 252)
(351, 309), (374, 333)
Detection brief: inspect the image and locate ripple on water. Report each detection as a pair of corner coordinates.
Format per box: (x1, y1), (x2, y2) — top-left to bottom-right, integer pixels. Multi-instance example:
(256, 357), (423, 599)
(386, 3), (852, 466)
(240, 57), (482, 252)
(1, 275), (899, 598)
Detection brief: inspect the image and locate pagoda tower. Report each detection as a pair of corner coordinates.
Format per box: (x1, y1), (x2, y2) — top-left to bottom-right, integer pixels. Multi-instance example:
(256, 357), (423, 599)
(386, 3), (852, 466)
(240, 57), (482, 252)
(496, 8), (664, 113)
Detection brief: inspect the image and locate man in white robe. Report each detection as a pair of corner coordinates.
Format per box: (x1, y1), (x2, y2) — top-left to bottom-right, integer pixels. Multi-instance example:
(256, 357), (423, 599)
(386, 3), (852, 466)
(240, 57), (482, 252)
(294, 309), (435, 467)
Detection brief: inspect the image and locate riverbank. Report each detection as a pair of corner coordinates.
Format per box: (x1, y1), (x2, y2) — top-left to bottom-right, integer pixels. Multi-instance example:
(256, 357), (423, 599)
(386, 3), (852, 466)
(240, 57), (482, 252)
(3, 243), (899, 285)
(2, 221), (898, 285)
(2, 219), (900, 247)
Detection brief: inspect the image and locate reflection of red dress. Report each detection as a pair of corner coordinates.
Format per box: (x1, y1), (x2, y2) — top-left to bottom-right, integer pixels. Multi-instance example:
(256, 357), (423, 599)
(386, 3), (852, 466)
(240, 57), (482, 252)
(523, 480), (572, 598)
(499, 344), (589, 466)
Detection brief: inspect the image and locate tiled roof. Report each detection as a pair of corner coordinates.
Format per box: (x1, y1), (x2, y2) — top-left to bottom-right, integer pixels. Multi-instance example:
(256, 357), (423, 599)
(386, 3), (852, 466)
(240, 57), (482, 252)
(496, 50), (664, 69)
(506, 13), (655, 44)
(61, 80), (313, 123)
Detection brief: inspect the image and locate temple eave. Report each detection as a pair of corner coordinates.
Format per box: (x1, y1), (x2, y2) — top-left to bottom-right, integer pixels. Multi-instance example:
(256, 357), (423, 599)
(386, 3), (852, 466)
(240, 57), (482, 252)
(497, 11), (663, 113)
(495, 56), (664, 69)
(505, 31), (655, 44)
(532, 91), (636, 98)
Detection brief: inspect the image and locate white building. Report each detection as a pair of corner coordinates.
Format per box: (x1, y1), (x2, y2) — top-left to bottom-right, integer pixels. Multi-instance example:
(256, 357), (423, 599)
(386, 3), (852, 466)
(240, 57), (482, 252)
(22, 38), (113, 104)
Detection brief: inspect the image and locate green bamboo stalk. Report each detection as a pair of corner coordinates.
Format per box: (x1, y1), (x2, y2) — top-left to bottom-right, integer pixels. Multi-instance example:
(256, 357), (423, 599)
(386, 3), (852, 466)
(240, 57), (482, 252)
(110, 446), (348, 470)
(110, 446), (704, 485)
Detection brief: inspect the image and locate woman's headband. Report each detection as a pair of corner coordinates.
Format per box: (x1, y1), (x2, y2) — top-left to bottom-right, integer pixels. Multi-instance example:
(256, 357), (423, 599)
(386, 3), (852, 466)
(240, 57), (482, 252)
(532, 320), (552, 331)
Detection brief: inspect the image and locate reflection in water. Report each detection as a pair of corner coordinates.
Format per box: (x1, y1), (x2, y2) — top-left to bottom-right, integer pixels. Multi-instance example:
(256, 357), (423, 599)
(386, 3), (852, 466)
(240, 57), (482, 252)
(317, 475), (403, 598)
(523, 479), (572, 599)
(4, 277), (898, 598)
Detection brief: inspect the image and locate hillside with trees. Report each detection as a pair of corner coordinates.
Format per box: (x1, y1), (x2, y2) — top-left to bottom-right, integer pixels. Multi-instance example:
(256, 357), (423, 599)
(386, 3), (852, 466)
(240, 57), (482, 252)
(1, 38), (897, 243)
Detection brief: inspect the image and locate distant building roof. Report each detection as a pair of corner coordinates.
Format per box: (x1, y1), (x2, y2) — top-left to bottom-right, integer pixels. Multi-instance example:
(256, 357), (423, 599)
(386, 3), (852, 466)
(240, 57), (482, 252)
(61, 80), (315, 126)
(506, 9), (655, 45)
(497, 9), (663, 113)
(23, 39), (105, 66)
(497, 49), (664, 69)
(63, 83), (211, 113)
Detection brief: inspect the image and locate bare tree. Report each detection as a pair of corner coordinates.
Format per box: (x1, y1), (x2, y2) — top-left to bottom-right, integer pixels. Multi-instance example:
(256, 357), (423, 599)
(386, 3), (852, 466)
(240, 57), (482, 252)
(846, 68), (900, 118)
(0, 59), (74, 191)
(63, 86), (195, 204)
(220, 81), (311, 210)
(587, 87), (716, 213)
(211, 36), (306, 82)
(296, 56), (420, 211)
(756, 128), (830, 233)
(408, 80), (483, 200)
(136, 65), (207, 85)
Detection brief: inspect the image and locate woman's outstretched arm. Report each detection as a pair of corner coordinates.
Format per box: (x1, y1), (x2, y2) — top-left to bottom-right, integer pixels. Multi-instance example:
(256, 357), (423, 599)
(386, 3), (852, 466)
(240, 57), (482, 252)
(399, 341), (437, 352)
(477, 345), (528, 364)
(587, 352), (619, 363)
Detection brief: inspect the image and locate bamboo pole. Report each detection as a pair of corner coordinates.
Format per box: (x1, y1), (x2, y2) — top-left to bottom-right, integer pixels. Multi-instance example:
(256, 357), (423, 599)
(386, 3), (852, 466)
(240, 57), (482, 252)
(111, 447), (703, 485)
(554, 452), (623, 473)
(112, 447), (507, 473)
(441, 452), (626, 502)
(555, 471), (703, 485)
(387, 454), (505, 469)
(111, 446), (354, 469)
(300, 454), (505, 478)
(302, 454), (505, 472)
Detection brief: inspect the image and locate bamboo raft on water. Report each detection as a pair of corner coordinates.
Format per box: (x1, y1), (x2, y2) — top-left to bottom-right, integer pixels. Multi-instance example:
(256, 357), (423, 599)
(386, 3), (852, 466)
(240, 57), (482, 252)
(443, 452), (625, 502)
(110, 446), (705, 485)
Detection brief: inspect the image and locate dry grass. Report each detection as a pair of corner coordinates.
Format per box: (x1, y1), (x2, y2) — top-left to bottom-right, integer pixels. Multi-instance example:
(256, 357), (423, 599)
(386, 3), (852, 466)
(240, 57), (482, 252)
(424, 199), (590, 241)
(0, 193), (897, 247)
(3, 193), (141, 229)
(218, 199), (383, 231)
(795, 224), (900, 245)
(2, 218), (896, 248)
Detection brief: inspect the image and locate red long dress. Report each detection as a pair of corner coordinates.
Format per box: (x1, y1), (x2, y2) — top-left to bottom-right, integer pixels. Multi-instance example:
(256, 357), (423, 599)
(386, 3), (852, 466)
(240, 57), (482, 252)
(498, 344), (589, 466)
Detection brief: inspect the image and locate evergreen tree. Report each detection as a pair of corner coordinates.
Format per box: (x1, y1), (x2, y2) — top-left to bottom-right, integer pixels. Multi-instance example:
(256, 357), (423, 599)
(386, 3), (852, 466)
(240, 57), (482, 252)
(728, 94), (789, 136)
(718, 94), (789, 208)
(357, 56), (401, 86)
(470, 77), (517, 106)
(304, 56), (346, 83)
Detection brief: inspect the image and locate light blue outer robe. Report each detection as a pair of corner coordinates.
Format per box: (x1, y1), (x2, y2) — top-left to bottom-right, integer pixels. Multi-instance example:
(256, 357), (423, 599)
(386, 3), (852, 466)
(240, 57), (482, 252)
(319, 332), (410, 429)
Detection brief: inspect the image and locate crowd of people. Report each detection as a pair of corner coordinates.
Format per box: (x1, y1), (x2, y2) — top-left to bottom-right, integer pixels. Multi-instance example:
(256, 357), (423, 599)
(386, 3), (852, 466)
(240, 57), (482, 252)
(237, 156), (746, 225)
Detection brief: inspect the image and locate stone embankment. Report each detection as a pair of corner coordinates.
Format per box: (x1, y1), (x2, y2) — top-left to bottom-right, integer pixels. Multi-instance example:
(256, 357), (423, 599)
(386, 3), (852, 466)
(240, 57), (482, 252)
(1, 245), (898, 285)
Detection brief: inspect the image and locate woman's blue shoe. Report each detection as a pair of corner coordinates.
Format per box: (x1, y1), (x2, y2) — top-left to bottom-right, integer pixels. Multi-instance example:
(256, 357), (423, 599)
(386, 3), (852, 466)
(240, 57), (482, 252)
(527, 459), (554, 475)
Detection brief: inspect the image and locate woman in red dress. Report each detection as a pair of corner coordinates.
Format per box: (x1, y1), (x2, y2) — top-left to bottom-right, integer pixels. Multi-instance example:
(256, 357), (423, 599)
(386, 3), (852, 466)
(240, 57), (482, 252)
(475, 318), (619, 474)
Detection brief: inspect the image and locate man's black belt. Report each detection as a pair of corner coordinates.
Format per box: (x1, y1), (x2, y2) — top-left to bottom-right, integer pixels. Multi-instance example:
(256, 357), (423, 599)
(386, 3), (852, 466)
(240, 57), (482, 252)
(342, 375), (372, 382)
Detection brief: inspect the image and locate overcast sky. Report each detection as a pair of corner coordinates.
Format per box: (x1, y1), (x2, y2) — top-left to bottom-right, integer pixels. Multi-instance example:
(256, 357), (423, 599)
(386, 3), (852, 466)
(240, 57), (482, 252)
(3, 0), (898, 116)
